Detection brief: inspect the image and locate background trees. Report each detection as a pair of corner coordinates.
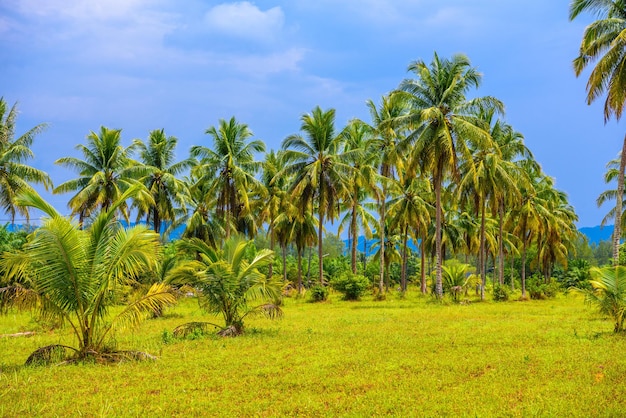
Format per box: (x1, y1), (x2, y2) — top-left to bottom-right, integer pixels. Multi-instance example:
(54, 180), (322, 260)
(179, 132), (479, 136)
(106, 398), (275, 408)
(1, 51), (586, 306)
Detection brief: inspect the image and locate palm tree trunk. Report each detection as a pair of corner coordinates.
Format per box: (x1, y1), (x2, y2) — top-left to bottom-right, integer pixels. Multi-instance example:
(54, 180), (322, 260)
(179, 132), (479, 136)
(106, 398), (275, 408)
(479, 201), (486, 301)
(420, 239), (427, 294)
(154, 208), (161, 234)
(613, 134), (626, 264)
(401, 225), (408, 293)
(318, 211), (324, 284)
(267, 221), (274, 278)
(434, 179), (443, 298)
(281, 244), (287, 283)
(306, 246), (313, 286)
(297, 249), (303, 293)
(521, 241), (527, 299)
(510, 255), (515, 291)
(351, 203), (358, 274)
(379, 193), (386, 295)
(363, 239), (367, 274)
(498, 205), (504, 285)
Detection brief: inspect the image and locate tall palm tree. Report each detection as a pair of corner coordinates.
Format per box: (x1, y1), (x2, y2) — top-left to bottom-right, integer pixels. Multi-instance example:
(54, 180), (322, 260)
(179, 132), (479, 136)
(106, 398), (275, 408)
(570, 0), (626, 263)
(54, 126), (142, 225)
(397, 52), (503, 298)
(366, 94), (409, 295)
(0, 186), (176, 361)
(191, 117), (265, 239)
(337, 119), (380, 274)
(0, 98), (52, 223)
(282, 106), (353, 284)
(133, 129), (194, 236)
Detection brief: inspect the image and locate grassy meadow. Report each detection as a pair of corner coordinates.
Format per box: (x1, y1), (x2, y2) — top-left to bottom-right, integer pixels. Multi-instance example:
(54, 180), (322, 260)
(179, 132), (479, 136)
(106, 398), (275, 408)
(0, 291), (625, 417)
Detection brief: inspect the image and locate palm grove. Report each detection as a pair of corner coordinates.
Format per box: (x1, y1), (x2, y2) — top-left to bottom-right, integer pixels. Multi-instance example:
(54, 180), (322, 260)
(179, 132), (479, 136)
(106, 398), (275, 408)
(0, 38), (622, 360)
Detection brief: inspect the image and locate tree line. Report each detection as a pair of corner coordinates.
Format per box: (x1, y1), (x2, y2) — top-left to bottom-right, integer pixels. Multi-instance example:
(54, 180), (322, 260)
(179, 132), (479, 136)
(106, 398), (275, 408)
(0, 52), (582, 301)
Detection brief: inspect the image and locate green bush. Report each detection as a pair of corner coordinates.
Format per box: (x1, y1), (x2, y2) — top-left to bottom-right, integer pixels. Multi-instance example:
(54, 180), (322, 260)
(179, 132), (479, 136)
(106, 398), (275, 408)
(330, 272), (370, 300)
(309, 284), (329, 302)
(492, 284), (510, 302)
(526, 275), (560, 299)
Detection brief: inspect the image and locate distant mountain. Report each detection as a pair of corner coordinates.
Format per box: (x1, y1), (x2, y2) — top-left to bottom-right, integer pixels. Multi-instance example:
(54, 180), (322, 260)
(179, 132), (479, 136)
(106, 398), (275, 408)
(579, 225), (613, 245)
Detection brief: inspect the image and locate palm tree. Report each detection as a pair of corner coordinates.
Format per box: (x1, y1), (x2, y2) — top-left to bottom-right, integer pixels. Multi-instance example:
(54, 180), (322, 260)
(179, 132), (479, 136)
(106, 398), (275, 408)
(259, 150), (290, 278)
(177, 173), (224, 247)
(387, 175), (431, 293)
(397, 52), (503, 298)
(570, 1), (626, 263)
(337, 119), (379, 274)
(169, 236), (282, 336)
(282, 106), (353, 284)
(133, 129), (194, 236)
(191, 117), (265, 239)
(0, 186), (176, 362)
(366, 94), (409, 295)
(0, 98), (53, 223)
(54, 126), (143, 225)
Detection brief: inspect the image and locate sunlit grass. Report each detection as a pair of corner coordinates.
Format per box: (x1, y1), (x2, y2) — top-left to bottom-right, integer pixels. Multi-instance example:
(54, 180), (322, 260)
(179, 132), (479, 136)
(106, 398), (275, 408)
(0, 290), (624, 417)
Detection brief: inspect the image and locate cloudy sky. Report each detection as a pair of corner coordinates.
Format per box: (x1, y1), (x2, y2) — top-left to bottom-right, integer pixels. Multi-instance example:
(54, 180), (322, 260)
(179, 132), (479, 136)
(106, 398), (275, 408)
(0, 0), (622, 229)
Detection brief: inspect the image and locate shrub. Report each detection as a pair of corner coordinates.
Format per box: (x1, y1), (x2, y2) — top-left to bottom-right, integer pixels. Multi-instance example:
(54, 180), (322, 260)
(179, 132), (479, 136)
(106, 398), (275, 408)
(492, 284), (510, 302)
(330, 273), (370, 300)
(309, 284), (329, 302)
(526, 275), (560, 299)
(578, 266), (626, 332)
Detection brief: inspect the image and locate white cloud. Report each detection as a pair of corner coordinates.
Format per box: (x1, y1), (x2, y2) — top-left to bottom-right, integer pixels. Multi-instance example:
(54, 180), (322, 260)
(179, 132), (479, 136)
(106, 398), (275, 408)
(204, 2), (284, 42)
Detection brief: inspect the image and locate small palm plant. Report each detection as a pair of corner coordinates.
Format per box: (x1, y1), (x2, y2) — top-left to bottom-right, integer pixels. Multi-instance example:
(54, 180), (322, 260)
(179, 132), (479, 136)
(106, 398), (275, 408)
(0, 187), (177, 364)
(578, 266), (626, 333)
(170, 236), (283, 337)
(441, 260), (475, 302)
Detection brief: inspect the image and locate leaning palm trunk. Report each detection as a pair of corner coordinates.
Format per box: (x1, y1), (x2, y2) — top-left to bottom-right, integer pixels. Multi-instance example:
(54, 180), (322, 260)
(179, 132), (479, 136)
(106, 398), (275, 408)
(614, 136), (626, 264)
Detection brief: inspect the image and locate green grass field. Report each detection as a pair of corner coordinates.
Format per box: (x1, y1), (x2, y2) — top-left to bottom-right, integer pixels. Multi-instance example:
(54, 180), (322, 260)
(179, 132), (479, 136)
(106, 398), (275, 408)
(0, 291), (624, 417)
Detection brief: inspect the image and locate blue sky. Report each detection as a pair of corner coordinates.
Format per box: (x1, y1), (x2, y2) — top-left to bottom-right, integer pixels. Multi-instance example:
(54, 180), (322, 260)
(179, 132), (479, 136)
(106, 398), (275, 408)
(0, 0), (622, 228)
